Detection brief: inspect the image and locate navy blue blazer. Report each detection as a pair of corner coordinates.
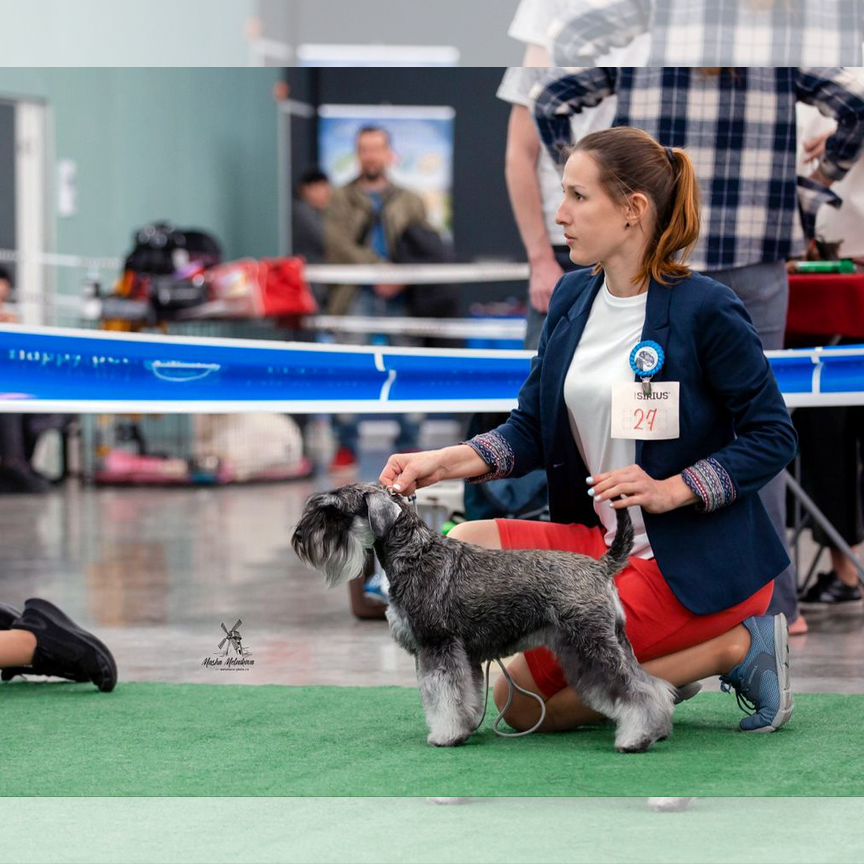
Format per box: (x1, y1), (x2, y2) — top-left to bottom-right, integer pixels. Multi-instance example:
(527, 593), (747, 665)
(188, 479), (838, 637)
(477, 269), (798, 615)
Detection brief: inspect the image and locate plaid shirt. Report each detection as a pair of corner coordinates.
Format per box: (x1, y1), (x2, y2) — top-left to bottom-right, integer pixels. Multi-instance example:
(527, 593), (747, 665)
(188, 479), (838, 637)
(533, 67), (864, 270)
(548, 0), (864, 66)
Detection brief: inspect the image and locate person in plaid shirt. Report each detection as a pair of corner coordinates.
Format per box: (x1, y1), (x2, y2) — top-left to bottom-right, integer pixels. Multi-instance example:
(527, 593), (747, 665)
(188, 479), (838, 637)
(532, 66), (864, 633)
(545, 0), (863, 66)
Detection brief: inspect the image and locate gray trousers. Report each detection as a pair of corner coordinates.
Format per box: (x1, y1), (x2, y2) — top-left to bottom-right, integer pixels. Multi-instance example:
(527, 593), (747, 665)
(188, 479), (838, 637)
(707, 261), (799, 623)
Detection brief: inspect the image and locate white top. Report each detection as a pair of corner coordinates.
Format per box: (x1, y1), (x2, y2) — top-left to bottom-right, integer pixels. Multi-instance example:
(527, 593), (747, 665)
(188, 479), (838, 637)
(498, 67), (618, 245)
(563, 280), (653, 558)
(508, 0), (652, 59)
(499, 0), (650, 245)
(507, 0), (572, 46)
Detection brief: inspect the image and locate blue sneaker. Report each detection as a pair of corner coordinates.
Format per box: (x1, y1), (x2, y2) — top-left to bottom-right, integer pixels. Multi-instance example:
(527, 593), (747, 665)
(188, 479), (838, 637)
(720, 614), (793, 732)
(363, 570), (390, 605)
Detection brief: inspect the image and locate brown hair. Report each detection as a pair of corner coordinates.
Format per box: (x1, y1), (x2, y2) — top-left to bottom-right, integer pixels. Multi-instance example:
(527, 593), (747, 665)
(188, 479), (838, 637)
(570, 126), (701, 288)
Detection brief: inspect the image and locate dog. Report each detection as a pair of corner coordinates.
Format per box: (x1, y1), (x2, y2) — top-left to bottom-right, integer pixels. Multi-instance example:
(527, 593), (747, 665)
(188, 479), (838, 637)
(291, 483), (675, 752)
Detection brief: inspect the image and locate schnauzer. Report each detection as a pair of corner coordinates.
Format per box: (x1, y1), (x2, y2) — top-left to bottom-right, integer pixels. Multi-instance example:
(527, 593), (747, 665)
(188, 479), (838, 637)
(291, 483), (675, 752)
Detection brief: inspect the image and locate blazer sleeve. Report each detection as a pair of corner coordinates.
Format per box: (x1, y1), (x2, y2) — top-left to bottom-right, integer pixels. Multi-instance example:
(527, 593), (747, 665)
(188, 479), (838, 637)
(462, 278), (577, 481)
(681, 286), (798, 513)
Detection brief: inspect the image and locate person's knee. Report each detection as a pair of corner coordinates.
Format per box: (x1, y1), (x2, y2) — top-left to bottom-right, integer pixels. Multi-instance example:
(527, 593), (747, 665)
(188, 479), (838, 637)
(447, 519), (502, 549)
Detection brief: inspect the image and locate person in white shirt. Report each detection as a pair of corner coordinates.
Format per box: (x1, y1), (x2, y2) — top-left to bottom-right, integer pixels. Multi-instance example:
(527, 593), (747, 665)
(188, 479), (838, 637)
(499, 0), (650, 348)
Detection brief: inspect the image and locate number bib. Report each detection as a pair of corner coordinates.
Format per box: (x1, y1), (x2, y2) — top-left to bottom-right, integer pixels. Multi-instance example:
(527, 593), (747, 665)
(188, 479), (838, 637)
(611, 382), (680, 440)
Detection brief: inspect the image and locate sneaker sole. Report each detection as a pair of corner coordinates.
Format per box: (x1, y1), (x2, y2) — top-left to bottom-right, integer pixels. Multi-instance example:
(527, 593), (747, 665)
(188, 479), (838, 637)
(745, 612), (793, 734)
(24, 598), (118, 693)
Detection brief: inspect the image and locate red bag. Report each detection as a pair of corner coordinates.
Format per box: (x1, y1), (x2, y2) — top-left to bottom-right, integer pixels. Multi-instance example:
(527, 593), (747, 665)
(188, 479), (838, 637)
(206, 258), (317, 318)
(258, 257), (318, 317)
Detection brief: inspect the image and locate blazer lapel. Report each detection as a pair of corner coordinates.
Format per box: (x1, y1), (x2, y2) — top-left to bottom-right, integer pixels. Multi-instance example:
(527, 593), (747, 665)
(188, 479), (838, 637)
(544, 272), (604, 451)
(635, 279), (673, 462)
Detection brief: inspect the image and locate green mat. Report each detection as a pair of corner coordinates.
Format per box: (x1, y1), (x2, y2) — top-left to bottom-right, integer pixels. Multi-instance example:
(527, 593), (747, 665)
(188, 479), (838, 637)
(2, 682), (861, 797)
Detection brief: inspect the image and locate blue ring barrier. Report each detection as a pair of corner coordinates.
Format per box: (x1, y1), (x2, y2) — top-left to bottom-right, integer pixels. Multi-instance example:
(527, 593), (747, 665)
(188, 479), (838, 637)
(1, 325), (862, 413)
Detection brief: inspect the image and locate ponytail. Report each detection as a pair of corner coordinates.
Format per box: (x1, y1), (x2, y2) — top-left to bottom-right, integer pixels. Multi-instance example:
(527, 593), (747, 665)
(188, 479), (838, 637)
(645, 147), (701, 287)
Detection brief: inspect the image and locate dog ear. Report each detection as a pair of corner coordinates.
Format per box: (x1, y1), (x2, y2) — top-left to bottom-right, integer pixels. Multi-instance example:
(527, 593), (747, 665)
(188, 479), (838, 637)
(366, 490), (402, 539)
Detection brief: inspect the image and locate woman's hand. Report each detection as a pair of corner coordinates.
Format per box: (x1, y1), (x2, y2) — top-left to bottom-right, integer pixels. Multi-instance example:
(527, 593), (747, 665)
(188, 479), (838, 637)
(379, 444), (492, 496)
(587, 465), (697, 514)
(379, 449), (451, 496)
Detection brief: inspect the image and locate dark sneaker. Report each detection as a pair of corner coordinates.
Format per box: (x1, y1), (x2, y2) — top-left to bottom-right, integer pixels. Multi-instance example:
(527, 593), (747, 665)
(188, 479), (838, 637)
(0, 603), (30, 682)
(799, 571), (863, 610)
(720, 614), (793, 733)
(0, 603), (21, 629)
(0, 464), (52, 494)
(8, 598), (117, 692)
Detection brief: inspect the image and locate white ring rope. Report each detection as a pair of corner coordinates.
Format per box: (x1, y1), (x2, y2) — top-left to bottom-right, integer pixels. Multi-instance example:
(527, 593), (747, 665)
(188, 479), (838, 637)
(0, 248), (530, 285)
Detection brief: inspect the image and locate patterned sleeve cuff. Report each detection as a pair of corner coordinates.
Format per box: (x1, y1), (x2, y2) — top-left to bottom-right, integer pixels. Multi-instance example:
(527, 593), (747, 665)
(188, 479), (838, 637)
(462, 431), (515, 483)
(681, 457), (737, 514)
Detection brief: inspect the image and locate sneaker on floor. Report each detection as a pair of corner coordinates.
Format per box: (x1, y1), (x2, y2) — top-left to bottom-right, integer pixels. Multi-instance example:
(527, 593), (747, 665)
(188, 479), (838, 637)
(720, 613), (793, 733)
(0, 603), (21, 630)
(0, 603), (27, 681)
(799, 571), (863, 610)
(330, 447), (358, 472)
(7, 598), (117, 692)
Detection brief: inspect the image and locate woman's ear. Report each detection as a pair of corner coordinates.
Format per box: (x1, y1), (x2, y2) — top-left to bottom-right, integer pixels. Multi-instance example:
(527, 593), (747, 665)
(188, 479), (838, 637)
(625, 192), (652, 227)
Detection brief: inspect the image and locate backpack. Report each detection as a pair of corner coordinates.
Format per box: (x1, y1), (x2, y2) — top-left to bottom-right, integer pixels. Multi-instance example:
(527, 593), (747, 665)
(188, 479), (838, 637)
(392, 224), (461, 319)
(124, 222), (223, 275)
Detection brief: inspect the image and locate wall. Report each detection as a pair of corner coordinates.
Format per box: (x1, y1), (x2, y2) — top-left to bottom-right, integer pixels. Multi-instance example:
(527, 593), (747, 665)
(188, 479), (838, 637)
(297, 67), (523, 265)
(269, 0), (523, 66)
(0, 68), (283, 272)
(0, 0), (255, 66)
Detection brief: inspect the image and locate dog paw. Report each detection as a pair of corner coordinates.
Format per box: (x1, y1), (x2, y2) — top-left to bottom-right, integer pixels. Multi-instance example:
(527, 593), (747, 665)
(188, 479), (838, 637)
(427, 733), (471, 747)
(615, 737), (655, 753)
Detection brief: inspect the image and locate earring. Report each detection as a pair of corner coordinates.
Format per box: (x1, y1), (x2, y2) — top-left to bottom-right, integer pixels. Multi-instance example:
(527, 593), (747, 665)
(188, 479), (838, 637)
(624, 222), (630, 229)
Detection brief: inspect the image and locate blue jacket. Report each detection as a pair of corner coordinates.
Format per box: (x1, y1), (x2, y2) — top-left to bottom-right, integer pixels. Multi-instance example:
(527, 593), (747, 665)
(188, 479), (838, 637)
(471, 269), (798, 615)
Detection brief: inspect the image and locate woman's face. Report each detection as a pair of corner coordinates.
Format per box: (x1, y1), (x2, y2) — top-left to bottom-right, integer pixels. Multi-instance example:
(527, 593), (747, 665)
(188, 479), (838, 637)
(556, 150), (640, 267)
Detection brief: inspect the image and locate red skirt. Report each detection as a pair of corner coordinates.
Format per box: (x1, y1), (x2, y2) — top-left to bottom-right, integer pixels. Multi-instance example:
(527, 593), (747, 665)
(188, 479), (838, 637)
(496, 519), (774, 699)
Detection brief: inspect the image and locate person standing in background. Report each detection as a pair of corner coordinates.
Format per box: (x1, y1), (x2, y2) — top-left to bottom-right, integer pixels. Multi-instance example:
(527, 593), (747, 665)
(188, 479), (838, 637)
(532, 66), (864, 635)
(498, 0), (650, 349)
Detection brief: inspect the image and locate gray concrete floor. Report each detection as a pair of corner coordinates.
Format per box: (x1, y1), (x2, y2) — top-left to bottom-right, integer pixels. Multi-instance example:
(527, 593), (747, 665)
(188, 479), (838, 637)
(1, 446), (862, 695)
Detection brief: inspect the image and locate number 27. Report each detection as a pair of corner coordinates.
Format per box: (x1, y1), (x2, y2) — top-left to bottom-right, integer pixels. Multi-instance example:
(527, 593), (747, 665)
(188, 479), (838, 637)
(634, 408), (658, 431)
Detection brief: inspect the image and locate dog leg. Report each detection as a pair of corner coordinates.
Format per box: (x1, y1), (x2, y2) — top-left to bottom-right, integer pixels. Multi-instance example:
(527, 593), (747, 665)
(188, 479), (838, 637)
(608, 671), (675, 753)
(468, 662), (486, 728)
(556, 634), (675, 753)
(416, 643), (478, 747)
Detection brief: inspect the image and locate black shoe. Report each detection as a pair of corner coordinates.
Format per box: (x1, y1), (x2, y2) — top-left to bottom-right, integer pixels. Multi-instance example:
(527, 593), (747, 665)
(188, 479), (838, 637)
(0, 464), (52, 494)
(8, 598), (117, 691)
(0, 603), (21, 629)
(0, 603), (27, 681)
(799, 571), (863, 609)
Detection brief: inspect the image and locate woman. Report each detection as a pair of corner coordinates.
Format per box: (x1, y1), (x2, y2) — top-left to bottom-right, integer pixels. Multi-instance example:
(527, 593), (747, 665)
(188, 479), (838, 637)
(379, 127), (798, 734)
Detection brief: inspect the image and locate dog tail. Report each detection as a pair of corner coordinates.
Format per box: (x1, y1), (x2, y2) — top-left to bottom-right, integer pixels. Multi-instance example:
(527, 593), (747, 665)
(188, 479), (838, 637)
(603, 506), (634, 578)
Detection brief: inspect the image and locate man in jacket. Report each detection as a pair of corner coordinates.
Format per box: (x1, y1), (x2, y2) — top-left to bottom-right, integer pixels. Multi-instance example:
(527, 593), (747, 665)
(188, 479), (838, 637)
(323, 125), (430, 473)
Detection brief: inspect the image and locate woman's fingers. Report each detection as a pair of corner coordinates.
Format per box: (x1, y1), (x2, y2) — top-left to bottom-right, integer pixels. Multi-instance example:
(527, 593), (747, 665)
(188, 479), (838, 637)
(379, 451), (442, 496)
(593, 481), (643, 502)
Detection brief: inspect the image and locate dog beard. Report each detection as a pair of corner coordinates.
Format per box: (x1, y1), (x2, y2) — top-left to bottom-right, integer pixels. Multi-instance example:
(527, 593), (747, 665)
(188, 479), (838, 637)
(295, 515), (375, 587)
